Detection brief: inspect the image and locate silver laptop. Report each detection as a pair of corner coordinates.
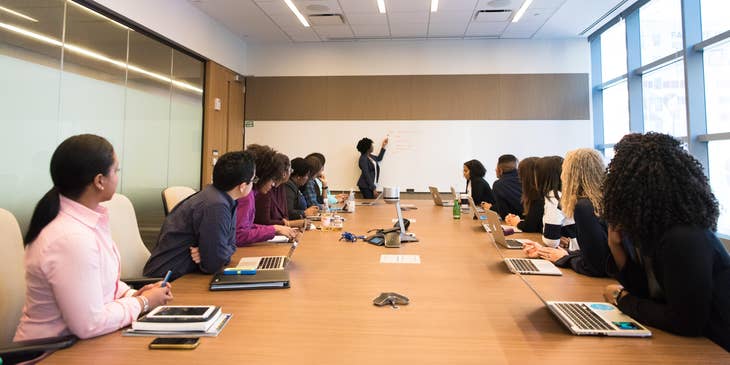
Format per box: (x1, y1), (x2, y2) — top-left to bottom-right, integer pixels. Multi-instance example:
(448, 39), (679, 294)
(428, 186), (453, 207)
(481, 210), (524, 249)
(546, 300), (652, 337)
(395, 201), (418, 243)
(357, 191), (383, 206)
(504, 257), (562, 275)
(236, 241), (298, 271)
(466, 195), (485, 220)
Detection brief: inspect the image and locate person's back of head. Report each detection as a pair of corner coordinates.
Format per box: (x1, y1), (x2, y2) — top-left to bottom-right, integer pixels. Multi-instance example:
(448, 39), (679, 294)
(305, 155), (323, 179)
(213, 150), (255, 192)
(306, 152), (326, 166)
(560, 148), (605, 218)
(517, 157), (540, 214)
(356, 138), (373, 154)
(603, 132), (718, 251)
(497, 154), (518, 174)
(464, 159), (487, 179)
(535, 156), (563, 200)
(25, 134), (115, 245)
(246, 144), (286, 189)
(290, 157), (311, 178)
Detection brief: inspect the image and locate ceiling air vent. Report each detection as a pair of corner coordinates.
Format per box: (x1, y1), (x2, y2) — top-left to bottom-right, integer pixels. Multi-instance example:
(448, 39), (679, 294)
(308, 13), (345, 26)
(474, 9), (512, 22)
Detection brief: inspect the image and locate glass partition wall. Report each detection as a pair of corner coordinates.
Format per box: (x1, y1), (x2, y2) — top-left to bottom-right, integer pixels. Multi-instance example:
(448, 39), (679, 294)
(0, 0), (204, 242)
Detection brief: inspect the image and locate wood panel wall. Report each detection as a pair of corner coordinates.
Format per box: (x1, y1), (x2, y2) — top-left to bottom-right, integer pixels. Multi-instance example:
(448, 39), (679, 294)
(202, 61), (244, 187)
(244, 74), (589, 121)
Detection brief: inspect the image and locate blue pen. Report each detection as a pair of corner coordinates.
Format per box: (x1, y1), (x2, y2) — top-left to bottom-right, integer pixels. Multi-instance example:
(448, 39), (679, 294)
(161, 270), (172, 287)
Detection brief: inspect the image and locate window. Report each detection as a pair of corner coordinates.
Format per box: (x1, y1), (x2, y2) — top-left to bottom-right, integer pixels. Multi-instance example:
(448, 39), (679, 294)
(601, 20), (627, 81)
(709, 140), (730, 236)
(642, 60), (687, 137)
(701, 0), (730, 40)
(602, 80), (630, 144)
(640, 0), (683, 64)
(703, 40), (730, 133)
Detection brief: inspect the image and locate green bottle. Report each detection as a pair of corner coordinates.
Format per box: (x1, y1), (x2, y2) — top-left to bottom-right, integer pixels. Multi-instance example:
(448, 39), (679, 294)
(453, 198), (461, 219)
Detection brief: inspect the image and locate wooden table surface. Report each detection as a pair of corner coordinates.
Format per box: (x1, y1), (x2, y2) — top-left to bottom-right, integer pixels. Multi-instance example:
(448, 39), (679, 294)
(46, 200), (729, 364)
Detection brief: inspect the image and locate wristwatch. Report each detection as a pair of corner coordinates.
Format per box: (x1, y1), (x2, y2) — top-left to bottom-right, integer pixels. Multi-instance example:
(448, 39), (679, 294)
(612, 288), (626, 306)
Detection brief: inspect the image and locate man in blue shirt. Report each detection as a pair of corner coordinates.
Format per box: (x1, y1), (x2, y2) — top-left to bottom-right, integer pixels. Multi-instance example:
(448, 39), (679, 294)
(491, 154), (523, 219)
(144, 151), (256, 281)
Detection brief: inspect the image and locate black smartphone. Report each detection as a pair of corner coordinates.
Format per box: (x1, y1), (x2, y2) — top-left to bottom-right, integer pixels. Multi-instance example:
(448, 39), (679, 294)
(148, 337), (200, 350)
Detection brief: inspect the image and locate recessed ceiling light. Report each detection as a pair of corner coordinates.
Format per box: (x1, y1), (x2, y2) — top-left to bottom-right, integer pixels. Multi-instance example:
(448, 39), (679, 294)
(512, 0), (533, 23)
(284, 0), (310, 27)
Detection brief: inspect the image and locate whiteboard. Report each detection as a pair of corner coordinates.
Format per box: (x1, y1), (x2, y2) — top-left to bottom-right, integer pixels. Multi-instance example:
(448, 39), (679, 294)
(244, 120), (593, 192)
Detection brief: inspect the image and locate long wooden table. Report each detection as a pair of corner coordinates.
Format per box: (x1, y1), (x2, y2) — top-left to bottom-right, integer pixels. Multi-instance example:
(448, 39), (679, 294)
(46, 200), (729, 364)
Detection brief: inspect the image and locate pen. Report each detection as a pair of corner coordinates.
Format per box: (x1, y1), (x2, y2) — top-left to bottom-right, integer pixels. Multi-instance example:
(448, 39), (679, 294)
(161, 270), (172, 287)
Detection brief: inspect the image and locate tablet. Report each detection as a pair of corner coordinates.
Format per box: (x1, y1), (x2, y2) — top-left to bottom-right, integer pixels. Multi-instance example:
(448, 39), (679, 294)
(143, 306), (218, 322)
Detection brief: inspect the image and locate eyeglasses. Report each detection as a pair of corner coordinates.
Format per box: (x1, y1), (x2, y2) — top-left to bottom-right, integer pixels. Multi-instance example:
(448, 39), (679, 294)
(249, 176), (259, 184)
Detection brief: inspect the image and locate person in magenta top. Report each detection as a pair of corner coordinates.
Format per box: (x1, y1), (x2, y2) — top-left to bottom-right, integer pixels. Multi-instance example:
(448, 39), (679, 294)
(254, 153), (290, 226)
(14, 134), (172, 342)
(236, 145), (299, 246)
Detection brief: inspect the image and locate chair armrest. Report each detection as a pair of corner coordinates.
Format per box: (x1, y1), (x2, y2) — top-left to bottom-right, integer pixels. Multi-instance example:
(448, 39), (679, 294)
(0, 335), (77, 364)
(123, 277), (163, 289)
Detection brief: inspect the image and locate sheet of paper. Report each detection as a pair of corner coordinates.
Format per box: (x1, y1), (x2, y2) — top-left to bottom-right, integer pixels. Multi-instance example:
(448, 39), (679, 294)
(391, 218), (416, 223)
(380, 254), (421, 264)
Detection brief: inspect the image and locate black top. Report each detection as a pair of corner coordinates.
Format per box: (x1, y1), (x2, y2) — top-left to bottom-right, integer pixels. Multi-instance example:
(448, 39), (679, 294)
(491, 169), (523, 219)
(614, 226), (730, 351)
(357, 148), (386, 191)
(516, 198), (544, 233)
(143, 185), (237, 281)
(468, 177), (495, 206)
(554, 198), (610, 277)
(284, 180), (307, 220)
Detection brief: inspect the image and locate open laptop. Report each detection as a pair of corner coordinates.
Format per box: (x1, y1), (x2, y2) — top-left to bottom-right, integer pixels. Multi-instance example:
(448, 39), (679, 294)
(481, 210), (525, 249)
(357, 191), (384, 206)
(546, 300), (652, 337)
(395, 201), (418, 243)
(504, 257), (562, 275)
(466, 196), (485, 220)
(428, 186), (453, 207)
(236, 241), (298, 271)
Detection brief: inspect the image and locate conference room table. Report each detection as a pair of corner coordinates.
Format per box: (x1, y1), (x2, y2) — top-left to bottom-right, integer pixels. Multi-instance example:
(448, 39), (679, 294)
(46, 200), (729, 364)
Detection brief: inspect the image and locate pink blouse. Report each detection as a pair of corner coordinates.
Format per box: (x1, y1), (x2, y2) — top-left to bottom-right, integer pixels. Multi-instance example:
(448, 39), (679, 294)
(14, 195), (141, 341)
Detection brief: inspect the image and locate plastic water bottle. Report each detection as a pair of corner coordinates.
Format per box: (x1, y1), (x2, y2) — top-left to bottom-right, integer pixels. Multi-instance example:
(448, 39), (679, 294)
(347, 189), (356, 212)
(453, 198), (461, 219)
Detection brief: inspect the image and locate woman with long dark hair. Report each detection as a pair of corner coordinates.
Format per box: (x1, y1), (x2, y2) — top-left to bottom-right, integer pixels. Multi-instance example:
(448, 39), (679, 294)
(463, 159), (495, 206)
(505, 157), (541, 232)
(601, 132), (730, 351)
(15, 134), (172, 341)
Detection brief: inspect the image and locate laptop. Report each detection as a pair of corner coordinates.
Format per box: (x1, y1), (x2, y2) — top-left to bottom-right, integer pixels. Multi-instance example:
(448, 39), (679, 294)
(546, 300), (652, 337)
(236, 241), (298, 271)
(209, 269), (290, 291)
(466, 196), (485, 220)
(395, 201), (418, 243)
(357, 191), (383, 206)
(428, 186), (453, 207)
(481, 210), (525, 249)
(504, 257), (562, 275)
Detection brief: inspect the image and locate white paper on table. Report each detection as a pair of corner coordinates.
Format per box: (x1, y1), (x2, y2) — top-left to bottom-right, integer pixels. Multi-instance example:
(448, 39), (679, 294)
(380, 254), (421, 264)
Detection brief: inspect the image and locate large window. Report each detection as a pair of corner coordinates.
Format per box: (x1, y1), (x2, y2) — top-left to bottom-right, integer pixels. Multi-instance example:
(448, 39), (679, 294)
(709, 141), (730, 236)
(703, 40), (730, 134)
(701, 0), (730, 40)
(640, 0), (683, 64)
(603, 81), (630, 144)
(642, 60), (687, 136)
(601, 21), (627, 81)
(0, 0), (204, 233)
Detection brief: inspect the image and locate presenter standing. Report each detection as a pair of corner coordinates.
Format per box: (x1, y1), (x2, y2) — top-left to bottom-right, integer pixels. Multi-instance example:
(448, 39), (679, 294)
(356, 137), (388, 199)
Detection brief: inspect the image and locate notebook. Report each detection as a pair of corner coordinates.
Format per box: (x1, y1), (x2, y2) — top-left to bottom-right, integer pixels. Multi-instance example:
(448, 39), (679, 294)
(428, 186), (453, 207)
(236, 241), (298, 271)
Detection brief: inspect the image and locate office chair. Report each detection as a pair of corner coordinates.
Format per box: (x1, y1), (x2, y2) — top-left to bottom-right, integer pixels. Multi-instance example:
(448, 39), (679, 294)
(0, 209), (77, 363)
(100, 194), (161, 288)
(161, 186), (196, 216)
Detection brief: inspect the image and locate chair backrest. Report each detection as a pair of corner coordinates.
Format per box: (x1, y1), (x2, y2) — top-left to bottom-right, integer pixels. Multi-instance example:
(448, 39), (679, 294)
(161, 186), (196, 215)
(0, 208), (26, 345)
(100, 194), (150, 278)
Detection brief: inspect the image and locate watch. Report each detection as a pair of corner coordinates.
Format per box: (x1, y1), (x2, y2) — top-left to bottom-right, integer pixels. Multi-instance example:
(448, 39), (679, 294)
(613, 288), (626, 306)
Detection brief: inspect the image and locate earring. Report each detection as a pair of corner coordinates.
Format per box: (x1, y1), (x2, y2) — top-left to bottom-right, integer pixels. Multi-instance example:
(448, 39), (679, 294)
(100, 186), (105, 191)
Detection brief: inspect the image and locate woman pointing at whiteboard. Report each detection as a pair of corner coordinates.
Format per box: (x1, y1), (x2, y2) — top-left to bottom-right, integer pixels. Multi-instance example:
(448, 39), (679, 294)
(356, 136), (388, 199)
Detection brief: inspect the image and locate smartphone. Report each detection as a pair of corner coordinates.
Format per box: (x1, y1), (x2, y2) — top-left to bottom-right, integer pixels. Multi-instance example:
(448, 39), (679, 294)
(148, 337), (200, 350)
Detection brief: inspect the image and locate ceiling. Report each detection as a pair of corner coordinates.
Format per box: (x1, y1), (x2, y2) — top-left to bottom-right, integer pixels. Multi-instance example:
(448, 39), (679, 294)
(188, 0), (639, 43)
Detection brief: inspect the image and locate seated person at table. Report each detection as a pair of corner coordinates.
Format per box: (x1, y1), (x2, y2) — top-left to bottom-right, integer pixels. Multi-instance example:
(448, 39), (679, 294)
(254, 153), (290, 226)
(144, 151), (254, 280)
(522, 156), (577, 257)
(15, 134), (172, 341)
(505, 157), (542, 232)
(236, 145), (299, 246)
(285, 157), (319, 220)
(529, 149), (610, 277)
(488, 154), (523, 219)
(463, 159), (495, 206)
(301, 154), (325, 209)
(601, 132), (730, 351)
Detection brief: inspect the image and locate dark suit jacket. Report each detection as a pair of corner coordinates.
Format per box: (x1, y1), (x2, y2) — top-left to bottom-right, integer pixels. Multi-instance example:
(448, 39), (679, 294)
(468, 177), (495, 205)
(357, 148), (386, 190)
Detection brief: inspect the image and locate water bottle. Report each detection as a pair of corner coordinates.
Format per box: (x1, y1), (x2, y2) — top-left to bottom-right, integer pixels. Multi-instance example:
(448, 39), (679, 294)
(347, 189), (356, 212)
(453, 198), (461, 219)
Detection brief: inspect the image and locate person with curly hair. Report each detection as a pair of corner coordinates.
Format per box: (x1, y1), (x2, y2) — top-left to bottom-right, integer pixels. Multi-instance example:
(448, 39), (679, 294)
(505, 157), (541, 232)
(463, 159), (495, 206)
(601, 132), (730, 351)
(235, 145), (299, 246)
(531, 148), (610, 277)
(356, 137), (388, 199)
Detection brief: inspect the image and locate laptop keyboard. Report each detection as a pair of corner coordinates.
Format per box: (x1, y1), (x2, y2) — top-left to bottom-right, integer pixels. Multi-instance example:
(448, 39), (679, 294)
(555, 303), (613, 331)
(258, 256), (283, 270)
(510, 258), (539, 272)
